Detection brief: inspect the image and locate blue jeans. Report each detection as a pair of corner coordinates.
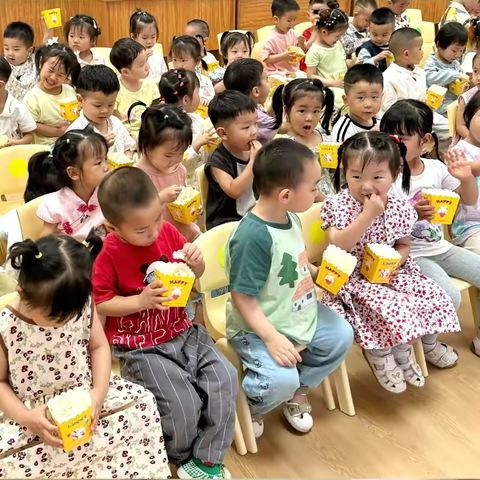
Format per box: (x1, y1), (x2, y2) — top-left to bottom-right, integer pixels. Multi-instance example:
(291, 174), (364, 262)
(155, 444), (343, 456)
(230, 302), (353, 416)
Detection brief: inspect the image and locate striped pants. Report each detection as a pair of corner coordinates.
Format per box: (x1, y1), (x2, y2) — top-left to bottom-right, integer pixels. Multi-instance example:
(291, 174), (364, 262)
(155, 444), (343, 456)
(113, 324), (238, 464)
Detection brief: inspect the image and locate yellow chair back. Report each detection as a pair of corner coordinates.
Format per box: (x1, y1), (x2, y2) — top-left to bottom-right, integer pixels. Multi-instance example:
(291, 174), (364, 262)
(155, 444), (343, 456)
(0, 292), (17, 309)
(447, 100), (459, 138)
(294, 22), (311, 36)
(251, 42), (263, 63)
(152, 43), (163, 57)
(257, 25), (274, 42)
(411, 21), (435, 44)
(419, 41), (434, 68)
(16, 196), (45, 241)
(196, 165), (208, 209)
(91, 47), (119, 74)
(406, 8), (422, 22)
(297, 203), (329, 264)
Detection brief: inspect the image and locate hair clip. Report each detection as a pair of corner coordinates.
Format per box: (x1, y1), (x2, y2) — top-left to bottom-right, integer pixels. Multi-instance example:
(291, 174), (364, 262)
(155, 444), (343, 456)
(173, 90), (178, 95)
(46, 37), (58, 46)
(92, 19), (98, 31)
(66, 138), (70, 144)
(177, 73), (182, 79)
(160, 96), (165, 102)
(389, 134), (399, 143)
(179, 82), (184, 87)
(82, 240), (88, 247)
(164, 114), (169, 119)
(35, 252), (42, 259)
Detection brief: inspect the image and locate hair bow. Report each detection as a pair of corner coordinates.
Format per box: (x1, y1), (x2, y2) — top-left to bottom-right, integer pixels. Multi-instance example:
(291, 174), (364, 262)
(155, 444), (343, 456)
(46, 37), (58, 46)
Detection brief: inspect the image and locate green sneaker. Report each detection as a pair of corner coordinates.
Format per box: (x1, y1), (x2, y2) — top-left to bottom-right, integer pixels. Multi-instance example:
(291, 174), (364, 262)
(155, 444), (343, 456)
(177, 457), (232, 479)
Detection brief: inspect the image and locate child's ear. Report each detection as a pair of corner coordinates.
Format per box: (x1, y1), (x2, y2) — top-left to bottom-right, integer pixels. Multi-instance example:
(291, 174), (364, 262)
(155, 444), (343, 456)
(120, 67), (129, 76)
(27, 46), (34, 57)
(273, 15), (280, 24)
(251, 86), (260, 100)
(66, 165), (80, 182)
(421, 132), (432, 146)
(129, 33), (135, 40)
(204, 36), (209, 46)
(76, 93), (84, 108)
(342, 94), (349, 106)
(216, 126), (228, 142)
(104, 220), (120, 236)
(181, 94), (190, 107)
(278, 187), (290, 204)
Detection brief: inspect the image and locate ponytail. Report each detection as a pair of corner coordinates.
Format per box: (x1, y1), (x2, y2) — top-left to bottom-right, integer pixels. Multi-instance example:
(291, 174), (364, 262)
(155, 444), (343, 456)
(24, 151), (59, 203)
(271, 84), (285, 130)
(397, 140), (411, 194)
(311, 78), (334, 134)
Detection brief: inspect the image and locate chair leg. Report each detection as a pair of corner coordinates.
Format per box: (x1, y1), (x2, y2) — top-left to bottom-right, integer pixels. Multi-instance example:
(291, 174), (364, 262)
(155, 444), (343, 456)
(321, 376), (336, 411)
(332, 360), (355, 417)
(468, 286), (479, 332)
(413, 338), (428, 378)
(233, 413), (247, 455)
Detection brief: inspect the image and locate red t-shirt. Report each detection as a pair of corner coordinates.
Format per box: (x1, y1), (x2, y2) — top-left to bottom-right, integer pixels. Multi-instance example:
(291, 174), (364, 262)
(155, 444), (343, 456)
(92, 221), (191, 349)
(300, 26), (313, 72)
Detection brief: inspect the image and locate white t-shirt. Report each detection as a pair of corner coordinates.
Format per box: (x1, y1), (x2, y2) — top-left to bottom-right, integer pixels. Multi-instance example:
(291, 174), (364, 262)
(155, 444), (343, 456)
(389, 158), (460, 258)
(0, 91), (36, 138)
(331, 114), (377, 143)
(196, 71), (215, 102)
(147, 51), (168, 84)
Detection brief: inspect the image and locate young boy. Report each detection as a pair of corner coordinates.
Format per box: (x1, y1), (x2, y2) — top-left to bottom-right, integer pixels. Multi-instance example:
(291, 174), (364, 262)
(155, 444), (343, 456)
(440, 0), (479, 27)
(93, 166), (237, 480)
(184, 18), (218, 67)
(331, 63), (383, 142)
(110, 38), (158, 136)
(358, 7), (395, 72)
(205, 90), (260, 229)
(223, 58), (276, 145)
(0, 54), (36, 145)
(387, 0), (411, 30)
(225, 138), (352, 435)
(262, 0), (303, 77)
(67, 65), (134, 156)
(341, 0), (377, 58)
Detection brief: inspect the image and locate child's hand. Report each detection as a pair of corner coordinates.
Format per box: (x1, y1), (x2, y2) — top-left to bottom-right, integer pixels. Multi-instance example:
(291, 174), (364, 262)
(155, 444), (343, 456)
(199, 97), (209, 107)
(198, 127), (216, 147)
(56, 120), (69, 136)
(139, 280), (172, 311)
(249, 140), (262, 162)
(355, 56), (364, 65)
(332, 78), (344, 88)
(23, 404), (63, 448)
(298, 36), (306, 50)
(160, 185), (182, 203)
(414, 198), (435, 220)
(181, 242), (203, 268)
(445, 149), (474, 182)
(104, 132), (115, 148)
(363, 193), (385, 219)
(89, 388), (105, 434)
(284, 50), (297, 62)
(375, 50), (392, 62)
(265, 332), (302, 367)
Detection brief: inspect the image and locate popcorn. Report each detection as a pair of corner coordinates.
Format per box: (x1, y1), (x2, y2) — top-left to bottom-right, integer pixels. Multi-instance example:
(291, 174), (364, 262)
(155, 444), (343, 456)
(426, 85), (448, 110)
(361, 243), (401, 283)
(316, 245), (357, 294)
(318, 143), (340, 169)
(47, 387), (91, 451)
(422, 188), (460, 224)
(107, 152), (134, 169)
(449, 73), (470, 95)
(173, 250), (185, 260)
(58, 97), (79, 122)
(287, 46), (305, 63)
(166, 186), (201, 224)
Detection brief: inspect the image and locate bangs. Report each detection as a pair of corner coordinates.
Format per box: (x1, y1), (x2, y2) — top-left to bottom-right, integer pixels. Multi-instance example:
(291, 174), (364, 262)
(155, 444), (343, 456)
(344, 147), (393, 172)
(171, 44), (196, 58)
(157, 126), (192, 153)
(79, 135), (108, 161)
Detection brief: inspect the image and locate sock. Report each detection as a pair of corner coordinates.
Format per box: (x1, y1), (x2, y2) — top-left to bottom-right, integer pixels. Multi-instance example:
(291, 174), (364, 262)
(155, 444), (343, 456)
(422, 333), (444, 354)
(371, 347), (392, 357)
(392, 344), (412, 365)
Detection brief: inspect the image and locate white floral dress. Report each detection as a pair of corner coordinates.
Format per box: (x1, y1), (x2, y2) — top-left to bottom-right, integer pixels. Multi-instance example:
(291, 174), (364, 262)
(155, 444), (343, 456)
(0, 302), (171, 479)
(320, 190), (460, 349)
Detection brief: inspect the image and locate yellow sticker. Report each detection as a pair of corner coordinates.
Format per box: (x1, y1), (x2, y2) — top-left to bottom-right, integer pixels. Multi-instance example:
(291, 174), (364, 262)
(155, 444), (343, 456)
(8, 158), (27, 177)
(309, 220), (325, 244)
(218, 244), (225, 268)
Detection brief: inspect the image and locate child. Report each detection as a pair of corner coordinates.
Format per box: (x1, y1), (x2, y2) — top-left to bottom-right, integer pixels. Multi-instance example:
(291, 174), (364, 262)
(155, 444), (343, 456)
(170, 35), (215, 105)
(64, 13), (105, 68)
(262, 0), (303, 77)
(358, 7), (395, 72)
(225, 138), (353, 434)
(272, 78), (336, 198)
(184, 18), (218, 66)
(321, 130), (460, 393)
(332, 63), (383, 142)
(110, 38), (158, 136)
(424, 22), (468, 116)
(462, 17), (480, 73)
(67, 65), (135, 155)
(305, 8), (350, 109)
(387, 0), (411, 30)
(223, 58), (275, 145)
(381, 99), (480, 359)
(0, 54), (36, 145)
(23, 41), (80, 145)
(129, 9), (168, 84)
(440, 0), (478, 27)
(205, 90), (260, 229)
(36, 128), (108, 239)
(0, 235), (170, 478)
(93, 167), (236, 479)
(159, 68), (216, 187)
(135, 103), (202, 241)
(342, 0), (377, 58)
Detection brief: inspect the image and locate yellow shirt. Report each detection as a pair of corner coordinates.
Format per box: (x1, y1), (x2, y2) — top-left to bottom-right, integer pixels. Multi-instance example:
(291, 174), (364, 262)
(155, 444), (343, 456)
(23, 84), (76, 145)
(114, 78), (158, 136)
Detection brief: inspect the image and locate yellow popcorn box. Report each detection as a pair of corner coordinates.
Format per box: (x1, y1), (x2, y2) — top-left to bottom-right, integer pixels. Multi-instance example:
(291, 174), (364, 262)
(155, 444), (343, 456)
(206, 60), (220, 72)
(166, 187), (201, 224)
(268, 75), (287, 98)
(195, 104), (209, 119)
(426, 85), (447, 110)
(146, 261), (196, 307)
(58, 97), (79, 121)
(386, 53), (394, 67)
(318, 142), (340, 169)
(422, 188), (460, 224)
(449, 74), (470, 95)
(107, 152), (134, 169)
(203, 136), (220, 152)
(287, 46), (305, 63)
(42, 8), (62, 28)
(316, 245), (357, 295)
(47, 387), (91, 451)
(361, 244), (401, 284)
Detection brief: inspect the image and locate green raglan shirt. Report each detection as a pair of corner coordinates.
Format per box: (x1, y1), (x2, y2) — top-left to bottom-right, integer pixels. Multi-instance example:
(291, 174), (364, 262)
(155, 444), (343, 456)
(225, 211), (317, 344)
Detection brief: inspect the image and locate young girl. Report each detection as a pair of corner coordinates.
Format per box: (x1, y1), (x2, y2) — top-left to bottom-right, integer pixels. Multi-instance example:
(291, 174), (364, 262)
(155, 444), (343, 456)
(36, 127), (109, 240)
(321, 131), (460, 394)
(424, 22), (468, 116)
(129, 9), (168, 84)
(64, 14), (105, 68)
(305, 8), (351, 109)
(0, 235), (170, 478)
(272, 78), (335, 199)
(159, 68), (216, 187)
(381, 99), (480, 358)
(135, 104), (201, 241)
(170, 35), (215, 106)
(23, 41), (80, 145)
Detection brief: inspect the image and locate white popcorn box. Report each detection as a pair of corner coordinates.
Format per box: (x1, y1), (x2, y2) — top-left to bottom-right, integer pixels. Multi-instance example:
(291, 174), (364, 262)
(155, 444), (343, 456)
(107, 152), (134, 169)
(422, 188), (460, 224)
(166, 186), (201, 224)
(426, 85), (448, 110)
(316, 245), (357, 294)
(361, 243), (401, 283)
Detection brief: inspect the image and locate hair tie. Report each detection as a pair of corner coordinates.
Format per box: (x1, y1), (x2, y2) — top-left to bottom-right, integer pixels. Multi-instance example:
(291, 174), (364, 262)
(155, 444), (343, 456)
(35, 252), (42, 259)
(177, 74), (182, 79)
(66, 138), (70, 144)
(82, 240), (88, 247)
(179, 82), (184, 87)
(46, 37), (58, 46)
(164, 114), (169, 119)
(389, 134), (399, 143)
(173, 91), (178, 95)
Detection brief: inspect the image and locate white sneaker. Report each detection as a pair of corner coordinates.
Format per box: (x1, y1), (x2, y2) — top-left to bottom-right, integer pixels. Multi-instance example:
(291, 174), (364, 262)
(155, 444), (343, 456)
(252, 418), (264, 438)
(282, 399), (313, 433)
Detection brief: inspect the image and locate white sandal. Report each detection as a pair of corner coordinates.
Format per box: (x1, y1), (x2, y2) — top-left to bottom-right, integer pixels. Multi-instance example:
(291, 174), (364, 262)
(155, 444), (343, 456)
(363, 350), (407, 394)
(470, 337), (480, 358)
(424, 342), (458, 368)
(393, 346), (425, 388)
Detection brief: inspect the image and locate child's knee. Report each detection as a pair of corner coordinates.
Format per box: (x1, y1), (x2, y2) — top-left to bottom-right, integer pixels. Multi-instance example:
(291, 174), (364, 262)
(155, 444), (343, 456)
(334, 318), (354, 355)
(446, 286), (462, 310)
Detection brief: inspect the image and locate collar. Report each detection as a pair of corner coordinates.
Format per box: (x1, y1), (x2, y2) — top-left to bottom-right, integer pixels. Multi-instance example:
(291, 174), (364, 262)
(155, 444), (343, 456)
(348, 23), (368, 36)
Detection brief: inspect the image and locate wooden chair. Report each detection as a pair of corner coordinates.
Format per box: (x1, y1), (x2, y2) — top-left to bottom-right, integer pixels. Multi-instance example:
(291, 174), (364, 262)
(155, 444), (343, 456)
(447, 100), (459, 138)
(16, 195), (45, 241)
(257, 25), (274, 42)
(406, 8), (422, 22)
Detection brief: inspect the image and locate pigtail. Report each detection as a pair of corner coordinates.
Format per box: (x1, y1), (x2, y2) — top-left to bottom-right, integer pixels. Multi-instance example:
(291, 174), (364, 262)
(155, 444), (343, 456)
(397, 140), (411, 194)
(271, 84), (285, 130)
(333, 143), (345, 193)
(9, 239), (41, 271)
(431, 132), (440, 160)
(84, 229), (103, 260)
(327, 0), (340, 8)
(311, 79), (334, 134)
(200, 58), (208, 73)
(24, 151), (59, 203)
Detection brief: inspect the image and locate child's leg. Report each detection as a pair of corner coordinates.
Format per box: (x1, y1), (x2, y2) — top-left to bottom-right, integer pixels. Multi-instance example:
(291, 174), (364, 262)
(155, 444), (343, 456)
(461, 231), (480, 256)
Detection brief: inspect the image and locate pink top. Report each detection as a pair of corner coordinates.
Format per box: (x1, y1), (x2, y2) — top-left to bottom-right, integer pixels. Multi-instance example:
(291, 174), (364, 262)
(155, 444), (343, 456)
(135, 160), (201, 242)
(261, 28), (299, 77)
(37, 187), (105, 240)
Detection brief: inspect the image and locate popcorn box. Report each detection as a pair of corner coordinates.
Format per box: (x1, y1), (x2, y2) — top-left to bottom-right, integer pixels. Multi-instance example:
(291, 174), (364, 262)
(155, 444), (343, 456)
(361, 244), (401, 283)
(195, 105), (209, 119)
(166, 187), (201, 224)
(206, 60), (220, 72)
(42, 8), (62, 28)
(316, 245), (357, 295)
(0, 135), (8, 148)
(47, 387), (91, 451)
(203, 136), (220, 152)
(287, 46), (305, 63)
(422, 188), (460, 224)
(107, 152), (134, 169)
(449, 74), (470, 95)
(318, 142), (340, 169)
(145, 261), (195, 307)
(386, 53), (394, 67)
(58, 97), (79, 121)
(268, 75), (287, 98)
(426, 85), (447, 110)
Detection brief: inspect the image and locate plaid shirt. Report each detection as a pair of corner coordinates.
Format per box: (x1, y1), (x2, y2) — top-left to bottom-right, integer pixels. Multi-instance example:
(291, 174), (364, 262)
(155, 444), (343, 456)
(341, 23), (369, 57)
(395, 13), (410, 30)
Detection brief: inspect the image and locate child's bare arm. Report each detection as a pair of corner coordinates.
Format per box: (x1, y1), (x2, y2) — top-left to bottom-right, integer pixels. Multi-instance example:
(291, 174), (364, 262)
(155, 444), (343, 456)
(394, 236), (411, 265)
(456, 96), (469, 140)
(306, 66), (343, 88)
(35, 122), (67, 138)
(7, 133), (33, 146)
(264, 51), (295, 64)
